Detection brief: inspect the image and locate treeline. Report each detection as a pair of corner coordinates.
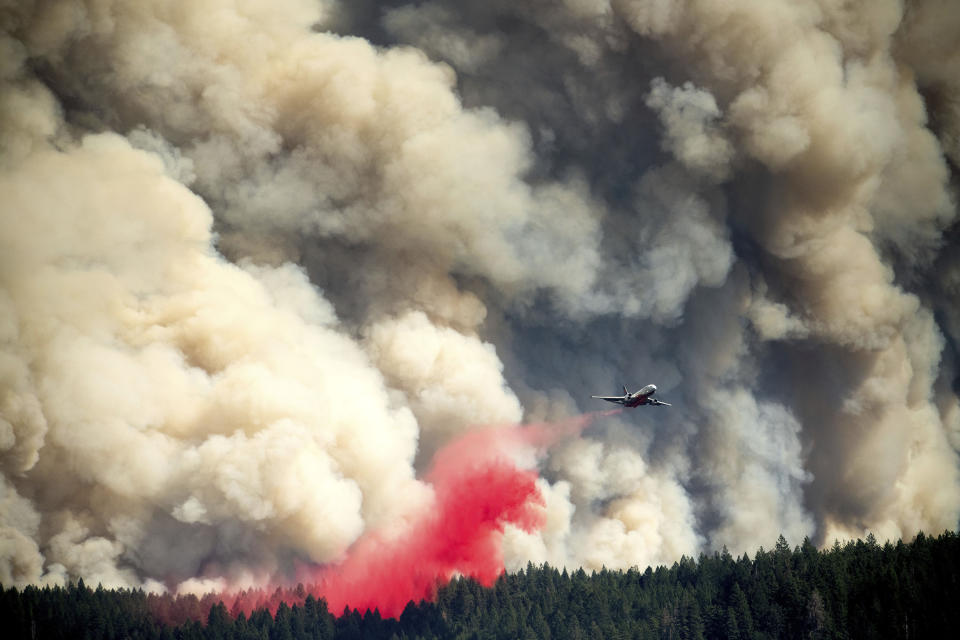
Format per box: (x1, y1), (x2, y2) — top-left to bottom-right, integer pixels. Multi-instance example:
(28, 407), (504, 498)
(3, 530), (959, 639)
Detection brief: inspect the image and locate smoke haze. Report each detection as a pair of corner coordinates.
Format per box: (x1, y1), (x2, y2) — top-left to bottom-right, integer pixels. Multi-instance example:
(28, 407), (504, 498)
(2, 0), (959, 603)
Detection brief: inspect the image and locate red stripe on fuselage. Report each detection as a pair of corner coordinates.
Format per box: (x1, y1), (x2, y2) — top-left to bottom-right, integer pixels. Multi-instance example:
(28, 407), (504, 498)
(625, 394), (651, 408)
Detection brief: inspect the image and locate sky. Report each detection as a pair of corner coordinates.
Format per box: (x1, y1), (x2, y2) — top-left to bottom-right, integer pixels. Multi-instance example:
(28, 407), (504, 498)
(2, 0), (959, 596)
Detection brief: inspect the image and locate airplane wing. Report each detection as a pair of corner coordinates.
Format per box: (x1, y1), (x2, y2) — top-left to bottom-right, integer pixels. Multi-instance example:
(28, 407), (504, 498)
(649, 399), (672, 406)
(592, 395), (626, 404)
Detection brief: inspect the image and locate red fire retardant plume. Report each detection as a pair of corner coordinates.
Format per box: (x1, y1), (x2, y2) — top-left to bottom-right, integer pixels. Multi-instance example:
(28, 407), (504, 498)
(209, 411), (619, 620)
(298, 425), (545, 618)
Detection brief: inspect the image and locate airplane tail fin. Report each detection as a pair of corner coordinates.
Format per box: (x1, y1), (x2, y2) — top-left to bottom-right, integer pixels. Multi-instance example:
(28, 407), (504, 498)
(623, 385), (629, 396)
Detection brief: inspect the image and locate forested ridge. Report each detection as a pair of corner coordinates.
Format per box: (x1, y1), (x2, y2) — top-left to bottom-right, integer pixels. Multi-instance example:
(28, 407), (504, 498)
(4, 530), (958, 640)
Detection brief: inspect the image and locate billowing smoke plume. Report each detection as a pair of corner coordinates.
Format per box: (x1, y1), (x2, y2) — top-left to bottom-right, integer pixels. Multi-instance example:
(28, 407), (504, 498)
(2, 0), (959, 603)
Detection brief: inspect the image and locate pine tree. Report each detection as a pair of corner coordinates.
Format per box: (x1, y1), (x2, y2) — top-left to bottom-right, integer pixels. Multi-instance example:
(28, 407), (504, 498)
(206, 601), (230, 640)
(725, 607), (741, 640)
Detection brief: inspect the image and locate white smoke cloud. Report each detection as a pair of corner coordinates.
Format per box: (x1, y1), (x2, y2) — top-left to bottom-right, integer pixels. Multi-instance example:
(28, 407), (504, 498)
(700, 389), (813, 551)
(541, 438), (701, 571)
(0, 475), (48, 585)
(2, 0), (959, 592)
(0, 132), (431, 587)
(646, 78), (734, 182)
(365, 310), (523, 458)
(383, 4), (505, 74)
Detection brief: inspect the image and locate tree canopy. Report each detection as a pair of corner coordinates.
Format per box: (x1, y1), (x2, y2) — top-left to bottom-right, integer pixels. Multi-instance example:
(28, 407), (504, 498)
(4, 530), (958, 640)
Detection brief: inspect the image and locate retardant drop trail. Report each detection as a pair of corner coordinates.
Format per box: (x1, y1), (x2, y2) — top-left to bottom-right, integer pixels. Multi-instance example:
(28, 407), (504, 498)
(208, 410), (618, 619)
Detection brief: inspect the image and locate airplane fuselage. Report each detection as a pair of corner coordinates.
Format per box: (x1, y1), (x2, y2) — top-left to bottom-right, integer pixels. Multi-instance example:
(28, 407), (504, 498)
(623, 384), (657, 407)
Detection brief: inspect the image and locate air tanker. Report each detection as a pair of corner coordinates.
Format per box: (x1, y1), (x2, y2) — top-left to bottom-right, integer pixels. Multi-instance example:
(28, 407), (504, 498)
(592, 384), (671, 407)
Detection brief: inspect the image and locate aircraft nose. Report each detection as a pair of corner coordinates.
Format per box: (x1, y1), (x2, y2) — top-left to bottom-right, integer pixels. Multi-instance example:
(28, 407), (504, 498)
(650, 384), (657, 391)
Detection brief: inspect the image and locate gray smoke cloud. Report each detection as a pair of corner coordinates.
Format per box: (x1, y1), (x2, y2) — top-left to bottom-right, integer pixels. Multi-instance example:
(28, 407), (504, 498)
(1, 0), (958, 591)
